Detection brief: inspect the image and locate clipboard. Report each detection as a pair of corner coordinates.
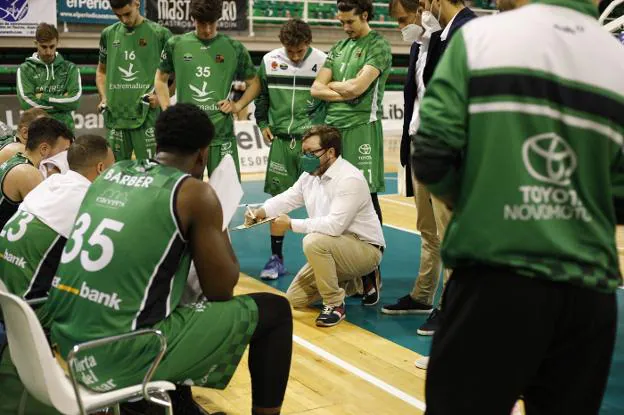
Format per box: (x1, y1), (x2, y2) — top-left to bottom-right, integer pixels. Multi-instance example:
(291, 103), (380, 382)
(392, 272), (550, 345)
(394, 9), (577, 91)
(231, 216), (277, 231)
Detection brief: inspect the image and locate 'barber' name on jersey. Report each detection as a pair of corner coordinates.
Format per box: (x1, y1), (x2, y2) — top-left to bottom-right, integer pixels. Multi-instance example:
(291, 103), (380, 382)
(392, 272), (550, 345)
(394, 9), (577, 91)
(104, 168), (153, 188)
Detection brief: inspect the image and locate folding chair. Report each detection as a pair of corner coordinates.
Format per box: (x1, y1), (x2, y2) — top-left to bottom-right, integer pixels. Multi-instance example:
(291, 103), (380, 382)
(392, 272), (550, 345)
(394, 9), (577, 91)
(0, 285), (176, 415)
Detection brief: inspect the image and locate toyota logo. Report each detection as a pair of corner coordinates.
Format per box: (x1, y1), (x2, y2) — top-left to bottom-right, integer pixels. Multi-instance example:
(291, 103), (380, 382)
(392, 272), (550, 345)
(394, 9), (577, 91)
(522, 133), (577, 186)
(358, 144), (372, 155)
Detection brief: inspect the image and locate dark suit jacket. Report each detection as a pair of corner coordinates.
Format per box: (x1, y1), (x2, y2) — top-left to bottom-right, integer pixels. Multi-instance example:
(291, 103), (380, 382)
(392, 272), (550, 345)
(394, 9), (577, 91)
(423, 7), (478, 85)
(400, 41), (421, 196)
(400, 7), (478, 196)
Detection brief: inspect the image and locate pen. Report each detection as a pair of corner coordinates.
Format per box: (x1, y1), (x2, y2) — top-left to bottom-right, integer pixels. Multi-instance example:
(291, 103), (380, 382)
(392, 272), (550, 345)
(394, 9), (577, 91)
(246, 205), (256, 220)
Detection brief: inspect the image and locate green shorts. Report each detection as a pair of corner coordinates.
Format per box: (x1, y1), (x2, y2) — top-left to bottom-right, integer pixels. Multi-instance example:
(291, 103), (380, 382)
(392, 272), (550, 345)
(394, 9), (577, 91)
(207, 138), (241, 180)
(339, 121), (385, 193)
(107, 108), (159, 161)
(57, 296), (258, 393)
(264, 137), (303, 196)
(0, 345), (60, 414)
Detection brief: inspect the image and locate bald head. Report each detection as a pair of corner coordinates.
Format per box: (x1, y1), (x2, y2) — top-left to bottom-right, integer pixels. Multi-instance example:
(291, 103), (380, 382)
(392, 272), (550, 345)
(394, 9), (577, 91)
(67, 135), (115, 182)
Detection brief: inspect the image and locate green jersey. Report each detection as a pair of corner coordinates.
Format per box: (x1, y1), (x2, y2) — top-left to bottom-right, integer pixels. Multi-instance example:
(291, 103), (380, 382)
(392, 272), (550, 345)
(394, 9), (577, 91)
(159, 33), (256, 143)
(323, 31), (392, 129)
(255, 47), (327, 137)
(0, 135), (17, 151)
(48, 160), (192, 352)
(415, 1), (624, 292)
(0, 153), (32, 229)
(100, 20), (172, 130)
(0, 211), (65, 301)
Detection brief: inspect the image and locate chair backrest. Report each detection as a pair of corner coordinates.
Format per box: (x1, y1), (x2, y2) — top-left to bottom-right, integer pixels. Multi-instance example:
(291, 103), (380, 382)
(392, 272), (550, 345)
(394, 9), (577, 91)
(0, 287), (79, 414)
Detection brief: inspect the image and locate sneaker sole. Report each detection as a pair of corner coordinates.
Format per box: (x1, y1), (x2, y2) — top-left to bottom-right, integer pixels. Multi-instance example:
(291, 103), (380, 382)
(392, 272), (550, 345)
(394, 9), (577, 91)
(362, 296), (379, 307)
(380, 308), (433, 315)
(260, 274), (279, 280)
(414, 358), (429, 370)
(315, 315), (346, 327)
(416, 329), (435, 336)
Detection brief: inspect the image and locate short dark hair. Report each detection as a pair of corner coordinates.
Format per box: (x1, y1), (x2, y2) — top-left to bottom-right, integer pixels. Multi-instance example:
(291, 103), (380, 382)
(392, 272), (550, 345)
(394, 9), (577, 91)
(110, 0), (134, 9)
(279, 19), (313, 47)
(303, 125), (342, 157)
(337, 0), (374, 21)
(190, 0), (222, 23)
(26, 118), (74, 151)
(67, 135), (111, 172)
(156, 104), (215, 155)
(35, 23), (58, 43)
(389, 0), (419, 15)
(18, 108), (47, 131)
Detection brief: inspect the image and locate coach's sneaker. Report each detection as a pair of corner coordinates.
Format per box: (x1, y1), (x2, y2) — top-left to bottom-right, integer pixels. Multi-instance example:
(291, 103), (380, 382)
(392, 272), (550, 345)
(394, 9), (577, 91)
(417, 308), (441, 336)
(260, 255), (287, 280)
(381, 295), (433, 315)
(316, 303), (346, 327)
(361, 267), (381, 306)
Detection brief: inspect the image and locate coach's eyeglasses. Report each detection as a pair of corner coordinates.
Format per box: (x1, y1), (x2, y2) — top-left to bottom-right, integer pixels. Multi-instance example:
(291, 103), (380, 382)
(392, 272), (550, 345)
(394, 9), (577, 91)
(302, 148), (326, 158)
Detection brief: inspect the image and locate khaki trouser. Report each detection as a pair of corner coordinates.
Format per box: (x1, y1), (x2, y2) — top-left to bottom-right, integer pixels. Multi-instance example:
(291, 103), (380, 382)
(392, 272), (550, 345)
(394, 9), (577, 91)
(287, 233), (383, 307)
(411, 177), (452, 306)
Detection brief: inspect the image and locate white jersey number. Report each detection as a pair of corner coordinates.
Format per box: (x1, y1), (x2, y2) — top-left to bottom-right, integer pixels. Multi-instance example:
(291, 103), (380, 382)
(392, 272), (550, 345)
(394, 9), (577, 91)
(0, 211), (35, 242)
(61, 213), (125, 272)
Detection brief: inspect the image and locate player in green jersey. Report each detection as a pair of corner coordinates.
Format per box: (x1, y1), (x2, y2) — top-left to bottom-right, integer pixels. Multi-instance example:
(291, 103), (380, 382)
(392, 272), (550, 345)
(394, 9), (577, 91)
(0, 135), (114, 415)
(412, 2), (624, 412)
(0, 108), (48, 164)
(311, 0), (391, 205)
(0, 118), (72, 229)
(311, 0), (392, 305)
(254, 19), (327, 280)
(17, 24), (82, 131)
(45, 104), (292, 415)
(155, 0), (260, 178)
(96, 0), (173, 161)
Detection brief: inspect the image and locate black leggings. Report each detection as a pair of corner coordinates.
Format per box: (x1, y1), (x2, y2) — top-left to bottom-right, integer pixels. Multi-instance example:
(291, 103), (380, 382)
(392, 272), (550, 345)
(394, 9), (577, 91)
(248, 293), (293, 409)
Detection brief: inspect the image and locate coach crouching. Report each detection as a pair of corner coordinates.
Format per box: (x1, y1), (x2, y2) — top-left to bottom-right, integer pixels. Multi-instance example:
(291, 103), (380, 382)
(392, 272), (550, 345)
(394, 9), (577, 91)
(246, 125), (385, 327)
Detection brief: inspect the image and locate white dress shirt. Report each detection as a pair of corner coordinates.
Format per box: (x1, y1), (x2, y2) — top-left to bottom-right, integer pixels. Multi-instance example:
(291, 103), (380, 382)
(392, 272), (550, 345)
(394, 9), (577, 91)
(263, 156), (385, 247)
(440, 12), (459, 41)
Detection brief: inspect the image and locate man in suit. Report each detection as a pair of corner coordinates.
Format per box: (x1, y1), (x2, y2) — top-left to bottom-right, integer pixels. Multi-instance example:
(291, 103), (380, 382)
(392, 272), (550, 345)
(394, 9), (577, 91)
(423, 0), (478, 85)
(383, 0), (476, 370)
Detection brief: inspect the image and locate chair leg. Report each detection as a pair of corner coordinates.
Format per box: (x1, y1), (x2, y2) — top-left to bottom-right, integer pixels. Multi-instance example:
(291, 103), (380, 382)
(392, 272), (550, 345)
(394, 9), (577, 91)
(160, 392), (173, 415)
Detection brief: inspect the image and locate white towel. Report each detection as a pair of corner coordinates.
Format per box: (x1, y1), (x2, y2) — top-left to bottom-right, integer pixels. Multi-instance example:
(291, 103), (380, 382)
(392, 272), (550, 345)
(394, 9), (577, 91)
(39, 150), (69, 178)
(20, 170), (90, 238)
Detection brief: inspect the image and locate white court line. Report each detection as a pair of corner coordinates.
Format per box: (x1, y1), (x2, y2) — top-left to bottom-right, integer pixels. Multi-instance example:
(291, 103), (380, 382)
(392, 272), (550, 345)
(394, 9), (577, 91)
(383, 222), (422, 236)
(380, 195), (417, 209)
(293, 334), (427, 412)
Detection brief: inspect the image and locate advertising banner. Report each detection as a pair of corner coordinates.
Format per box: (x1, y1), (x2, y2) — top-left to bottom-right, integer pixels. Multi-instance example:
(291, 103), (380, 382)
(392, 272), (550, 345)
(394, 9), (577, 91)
(58, 0), (145, 24)
(145, 0), (248, 34)
(0, 0), (56, 37)
(0, 91), (402, 175)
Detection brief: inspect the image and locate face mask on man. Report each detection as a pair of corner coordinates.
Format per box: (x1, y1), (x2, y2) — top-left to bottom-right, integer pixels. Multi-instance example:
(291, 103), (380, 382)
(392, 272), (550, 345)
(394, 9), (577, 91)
(401, 24), (424, 43)
(421, 1), (442, 33)
(299, 149), (327, 174)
